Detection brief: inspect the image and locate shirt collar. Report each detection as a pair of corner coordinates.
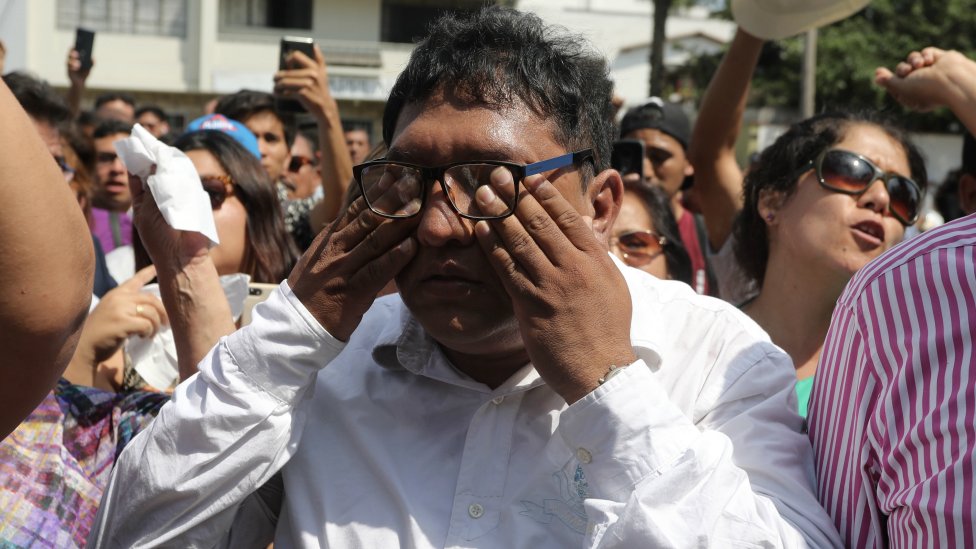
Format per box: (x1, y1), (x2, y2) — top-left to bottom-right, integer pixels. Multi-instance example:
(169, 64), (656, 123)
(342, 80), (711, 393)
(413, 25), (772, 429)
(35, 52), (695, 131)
(371, 254), (664, 389)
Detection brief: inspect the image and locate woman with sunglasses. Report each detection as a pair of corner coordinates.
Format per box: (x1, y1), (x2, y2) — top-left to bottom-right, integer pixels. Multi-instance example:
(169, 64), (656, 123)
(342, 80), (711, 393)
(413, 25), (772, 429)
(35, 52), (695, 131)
(167, 130), (299, 282)
(733, 111), (927, 417)
(611, 183), (692, 285)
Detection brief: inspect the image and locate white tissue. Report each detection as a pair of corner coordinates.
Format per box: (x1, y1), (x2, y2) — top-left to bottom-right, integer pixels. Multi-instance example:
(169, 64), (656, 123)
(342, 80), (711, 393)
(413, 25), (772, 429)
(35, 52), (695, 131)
(126, 274), (251, 391)
(114, 124), (220, 246)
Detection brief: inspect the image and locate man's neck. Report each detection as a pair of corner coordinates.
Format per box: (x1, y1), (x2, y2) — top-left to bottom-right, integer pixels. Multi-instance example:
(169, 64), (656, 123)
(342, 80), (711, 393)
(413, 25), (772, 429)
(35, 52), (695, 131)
(440, 344), (531, 390)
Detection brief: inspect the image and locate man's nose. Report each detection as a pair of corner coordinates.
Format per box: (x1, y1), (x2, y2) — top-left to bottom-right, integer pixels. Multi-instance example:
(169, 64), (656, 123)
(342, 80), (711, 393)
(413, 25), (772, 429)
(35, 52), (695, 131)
(414, 182), (476, 248)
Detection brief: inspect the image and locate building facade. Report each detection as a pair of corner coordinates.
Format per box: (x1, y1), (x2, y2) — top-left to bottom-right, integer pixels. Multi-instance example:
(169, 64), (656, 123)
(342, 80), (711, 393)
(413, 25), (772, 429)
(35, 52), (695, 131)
(1, 0), (735, 140)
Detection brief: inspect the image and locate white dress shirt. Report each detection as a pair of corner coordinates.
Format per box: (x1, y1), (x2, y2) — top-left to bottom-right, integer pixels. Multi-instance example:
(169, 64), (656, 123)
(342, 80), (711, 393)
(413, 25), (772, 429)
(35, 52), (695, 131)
(88, 257), (841, 548)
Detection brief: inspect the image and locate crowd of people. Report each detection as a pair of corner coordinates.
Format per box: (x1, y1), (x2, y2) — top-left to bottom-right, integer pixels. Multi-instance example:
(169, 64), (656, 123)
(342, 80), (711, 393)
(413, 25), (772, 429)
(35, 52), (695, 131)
(0, 4), (973, 548)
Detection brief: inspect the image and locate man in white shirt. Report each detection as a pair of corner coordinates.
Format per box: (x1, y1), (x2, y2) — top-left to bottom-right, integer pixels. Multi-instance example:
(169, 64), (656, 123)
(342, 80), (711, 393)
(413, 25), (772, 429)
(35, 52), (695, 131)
(88, 7), (840, 548)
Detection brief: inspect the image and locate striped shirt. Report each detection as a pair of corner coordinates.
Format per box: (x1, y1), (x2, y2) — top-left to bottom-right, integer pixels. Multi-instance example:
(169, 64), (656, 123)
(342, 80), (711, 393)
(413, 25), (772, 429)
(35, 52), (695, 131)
(808, 213), (976, 548)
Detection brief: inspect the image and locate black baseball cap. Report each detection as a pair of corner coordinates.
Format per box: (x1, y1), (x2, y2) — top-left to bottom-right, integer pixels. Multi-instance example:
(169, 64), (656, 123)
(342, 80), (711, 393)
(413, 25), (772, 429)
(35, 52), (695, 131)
(619, 97), (691, 151)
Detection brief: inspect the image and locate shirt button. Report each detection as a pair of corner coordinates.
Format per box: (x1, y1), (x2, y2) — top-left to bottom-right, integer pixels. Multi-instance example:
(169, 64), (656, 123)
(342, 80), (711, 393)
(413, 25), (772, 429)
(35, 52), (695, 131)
(576, 448), (592, 464)
(468, 503), (485, 519)
(491, 396), (504, 405)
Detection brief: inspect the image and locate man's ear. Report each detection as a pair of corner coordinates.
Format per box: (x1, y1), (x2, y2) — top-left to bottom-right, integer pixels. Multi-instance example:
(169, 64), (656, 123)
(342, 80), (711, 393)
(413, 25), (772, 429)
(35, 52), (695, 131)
(587, 168), (624, 245)
(959, 173), (976, 216)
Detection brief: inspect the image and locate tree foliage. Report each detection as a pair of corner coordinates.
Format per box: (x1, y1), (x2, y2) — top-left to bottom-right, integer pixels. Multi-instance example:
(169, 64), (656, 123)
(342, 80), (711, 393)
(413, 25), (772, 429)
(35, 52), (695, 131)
(686, 0), (976, 132)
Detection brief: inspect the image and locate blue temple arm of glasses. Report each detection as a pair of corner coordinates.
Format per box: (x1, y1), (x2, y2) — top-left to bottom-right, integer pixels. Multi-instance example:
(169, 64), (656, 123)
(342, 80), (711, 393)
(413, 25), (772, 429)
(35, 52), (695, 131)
(524, 152), (576, 177)
(524, 150), (593, 177)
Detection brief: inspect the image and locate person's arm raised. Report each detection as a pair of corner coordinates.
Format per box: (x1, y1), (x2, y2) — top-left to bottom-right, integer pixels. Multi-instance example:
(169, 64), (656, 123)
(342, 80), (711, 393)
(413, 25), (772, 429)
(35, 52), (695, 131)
(0, 78), (94, 438)
(126, 171), (236, 381)
(275, 45), (354, 227)
(66, 48), (92, 118)
(687, 28), (764, 251)
(876, 47), (976, 138)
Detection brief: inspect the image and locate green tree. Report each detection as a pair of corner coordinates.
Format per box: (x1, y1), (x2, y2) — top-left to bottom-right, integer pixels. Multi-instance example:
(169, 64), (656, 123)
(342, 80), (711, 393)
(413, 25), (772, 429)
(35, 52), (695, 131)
(687, 0), (976, 131)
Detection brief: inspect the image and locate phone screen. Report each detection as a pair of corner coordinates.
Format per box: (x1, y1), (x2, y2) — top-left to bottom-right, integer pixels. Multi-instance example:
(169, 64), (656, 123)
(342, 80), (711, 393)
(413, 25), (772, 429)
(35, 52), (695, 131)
(276, 37), (316, 113)
(611, 139), (645, 182)
(75, 28), (95, 71)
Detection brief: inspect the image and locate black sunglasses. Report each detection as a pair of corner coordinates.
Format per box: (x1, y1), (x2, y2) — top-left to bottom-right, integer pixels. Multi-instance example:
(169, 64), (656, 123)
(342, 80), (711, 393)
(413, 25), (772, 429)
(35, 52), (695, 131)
(288, 155), (316, 173)
(798, 149), (923, 226)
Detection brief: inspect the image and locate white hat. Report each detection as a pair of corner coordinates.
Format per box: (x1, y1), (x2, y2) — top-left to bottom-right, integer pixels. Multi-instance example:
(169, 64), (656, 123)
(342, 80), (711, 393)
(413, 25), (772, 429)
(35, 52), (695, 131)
(731, 0), (870, 40)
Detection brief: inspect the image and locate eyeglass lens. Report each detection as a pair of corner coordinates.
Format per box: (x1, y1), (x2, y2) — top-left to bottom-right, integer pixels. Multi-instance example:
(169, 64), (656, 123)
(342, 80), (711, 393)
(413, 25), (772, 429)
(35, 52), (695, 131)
(819, 150), (921, 224)
(358, 163), (518, 219)
(616, 231), (664, 266)
(200, 176), (230, 209)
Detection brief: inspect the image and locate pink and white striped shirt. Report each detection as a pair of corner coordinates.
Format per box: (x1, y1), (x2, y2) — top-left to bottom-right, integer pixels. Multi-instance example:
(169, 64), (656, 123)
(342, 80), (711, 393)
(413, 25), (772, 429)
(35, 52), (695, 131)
(809, 213), (976, 548)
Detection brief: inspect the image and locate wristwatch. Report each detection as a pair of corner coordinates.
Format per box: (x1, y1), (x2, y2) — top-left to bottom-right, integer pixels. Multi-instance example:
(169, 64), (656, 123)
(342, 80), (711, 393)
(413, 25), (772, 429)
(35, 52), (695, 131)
(598, 364), (628, 385)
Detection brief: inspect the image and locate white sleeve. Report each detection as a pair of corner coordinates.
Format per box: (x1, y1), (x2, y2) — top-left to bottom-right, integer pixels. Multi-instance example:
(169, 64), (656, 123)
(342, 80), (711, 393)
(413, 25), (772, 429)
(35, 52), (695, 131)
(87, 282), (345, 549)
(557, 357), (842, 548)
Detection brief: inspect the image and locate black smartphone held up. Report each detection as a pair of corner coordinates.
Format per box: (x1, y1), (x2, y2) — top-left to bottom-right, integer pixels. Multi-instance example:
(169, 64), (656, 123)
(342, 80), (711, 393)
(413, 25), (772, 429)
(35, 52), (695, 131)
(74, 28), (96, 71)
(611, 139), (645, 182)
(275, 36), (316, 113)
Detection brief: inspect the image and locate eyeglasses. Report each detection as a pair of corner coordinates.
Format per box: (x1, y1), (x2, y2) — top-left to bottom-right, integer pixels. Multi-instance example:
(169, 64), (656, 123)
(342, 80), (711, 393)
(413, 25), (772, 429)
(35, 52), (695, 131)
(53, 155), (75, 182)
(288, 155), (316, 173)
(352, 149), (593, 220)
(200, 175), (235, 209)
(612, 230), (667, 267)
(799, 149), (923, 226)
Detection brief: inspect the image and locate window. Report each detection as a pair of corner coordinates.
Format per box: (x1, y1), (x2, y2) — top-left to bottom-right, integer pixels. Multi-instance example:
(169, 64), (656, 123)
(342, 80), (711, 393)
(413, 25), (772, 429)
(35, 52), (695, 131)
(380, 0), (484, 43)
(57, 0), (187, 37)
(221, 0), (312, 30)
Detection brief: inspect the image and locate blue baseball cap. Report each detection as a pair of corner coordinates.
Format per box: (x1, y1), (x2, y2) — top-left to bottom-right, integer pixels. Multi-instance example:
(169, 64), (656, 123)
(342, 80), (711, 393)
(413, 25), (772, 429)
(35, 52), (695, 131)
(184, 114), (261, 160)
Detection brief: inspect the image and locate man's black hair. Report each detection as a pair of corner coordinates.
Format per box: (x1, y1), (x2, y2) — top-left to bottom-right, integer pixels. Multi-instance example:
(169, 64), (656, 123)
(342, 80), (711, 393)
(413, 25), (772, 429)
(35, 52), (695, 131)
(2, 71), (70, 125)
(214, 90), (296, 148)
(92, 118), (133, 139)
(94, 92), (136, 109)
(135, 104), (167, 120)
(382, 7), (615, 183)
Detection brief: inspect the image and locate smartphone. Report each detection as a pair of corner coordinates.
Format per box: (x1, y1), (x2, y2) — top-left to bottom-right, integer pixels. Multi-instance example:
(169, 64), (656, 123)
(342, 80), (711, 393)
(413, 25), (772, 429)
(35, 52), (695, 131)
(611, 139), (645, 182)
(240, 283), (277, 326)
(275, 36), (316, 113)
(74, 28), (96, 71)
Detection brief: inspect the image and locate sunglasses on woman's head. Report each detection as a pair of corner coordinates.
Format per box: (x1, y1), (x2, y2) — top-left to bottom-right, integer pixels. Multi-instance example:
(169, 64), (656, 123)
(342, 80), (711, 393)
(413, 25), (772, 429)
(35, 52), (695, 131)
(200, 175), (235, 209)
(800, 149), (922, 226)
(613, 230), (667, 267)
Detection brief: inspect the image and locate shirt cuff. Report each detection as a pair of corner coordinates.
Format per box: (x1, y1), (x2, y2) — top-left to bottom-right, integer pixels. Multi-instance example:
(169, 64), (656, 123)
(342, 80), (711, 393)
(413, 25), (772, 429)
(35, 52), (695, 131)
(222, 280), (346, 405)
(557, 361), (700, 500)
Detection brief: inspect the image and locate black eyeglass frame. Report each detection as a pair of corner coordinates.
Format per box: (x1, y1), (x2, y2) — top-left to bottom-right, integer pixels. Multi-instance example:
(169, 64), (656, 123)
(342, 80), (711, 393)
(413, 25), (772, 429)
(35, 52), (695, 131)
(794, 148), (923, 226)
(352, 149), (594, 220)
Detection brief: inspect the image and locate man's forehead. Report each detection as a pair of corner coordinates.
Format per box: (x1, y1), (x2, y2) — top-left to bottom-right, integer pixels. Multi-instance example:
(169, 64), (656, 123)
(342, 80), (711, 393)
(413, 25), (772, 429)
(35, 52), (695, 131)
(389, 94), (558, 163)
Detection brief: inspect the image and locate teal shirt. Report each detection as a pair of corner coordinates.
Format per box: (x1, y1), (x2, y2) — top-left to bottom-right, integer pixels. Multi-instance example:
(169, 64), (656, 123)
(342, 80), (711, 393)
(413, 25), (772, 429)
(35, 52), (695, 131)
(795, 376), (815, 418)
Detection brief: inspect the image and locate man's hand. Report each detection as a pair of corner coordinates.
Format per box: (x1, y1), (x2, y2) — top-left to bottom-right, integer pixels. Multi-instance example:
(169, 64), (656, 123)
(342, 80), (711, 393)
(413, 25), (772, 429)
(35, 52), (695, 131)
(273, 45), (335, 121)
(875, 47), (976, 112)
(287, 183), (421, 341)
(67, 48), (92, 88)
(473, 170), (637, 404)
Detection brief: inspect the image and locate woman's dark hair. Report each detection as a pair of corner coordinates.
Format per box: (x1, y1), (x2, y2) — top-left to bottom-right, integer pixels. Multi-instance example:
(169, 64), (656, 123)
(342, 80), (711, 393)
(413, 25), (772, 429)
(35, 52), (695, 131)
(382, 6), (615, 186)
(733, 111), (928, 287)
(135, 130), (298, 282)
(627, 183), (692, 285)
